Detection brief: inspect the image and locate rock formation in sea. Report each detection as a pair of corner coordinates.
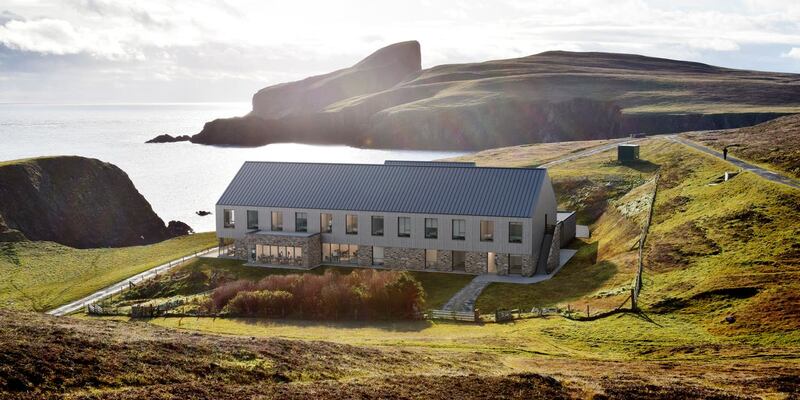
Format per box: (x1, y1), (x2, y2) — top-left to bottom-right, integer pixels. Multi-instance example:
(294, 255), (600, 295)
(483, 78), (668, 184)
(0, 156), (193, 248)
(146, 134), (191, 143)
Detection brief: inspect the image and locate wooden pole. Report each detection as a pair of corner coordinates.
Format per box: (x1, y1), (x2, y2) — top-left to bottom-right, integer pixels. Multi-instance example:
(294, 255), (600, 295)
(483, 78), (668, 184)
(586, 305), (590, 318)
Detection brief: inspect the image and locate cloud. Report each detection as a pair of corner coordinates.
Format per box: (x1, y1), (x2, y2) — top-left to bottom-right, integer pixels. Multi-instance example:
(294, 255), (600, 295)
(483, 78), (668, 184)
(0, 18), (133, 58)
(688, 38), (740, 52)
(781, 47), (800, 59)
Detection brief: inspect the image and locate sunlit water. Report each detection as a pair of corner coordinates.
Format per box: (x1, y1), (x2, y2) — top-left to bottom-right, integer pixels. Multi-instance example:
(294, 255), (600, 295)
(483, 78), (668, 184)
(0, 103), (464, 232)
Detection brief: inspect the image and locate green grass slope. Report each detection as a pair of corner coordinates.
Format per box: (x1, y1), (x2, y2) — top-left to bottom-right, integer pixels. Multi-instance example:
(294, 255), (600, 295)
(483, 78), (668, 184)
(0, 232), (217, 311)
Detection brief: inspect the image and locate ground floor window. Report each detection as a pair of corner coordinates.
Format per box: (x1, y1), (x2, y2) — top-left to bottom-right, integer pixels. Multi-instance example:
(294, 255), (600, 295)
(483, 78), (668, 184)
(373, 246), (384, 266)
(322, 243), (359, 265)
(509, 254), (523, 274)
(452, 251), (465, 271)
(255, 244), (303, 266)
(425, 249), (437, 268)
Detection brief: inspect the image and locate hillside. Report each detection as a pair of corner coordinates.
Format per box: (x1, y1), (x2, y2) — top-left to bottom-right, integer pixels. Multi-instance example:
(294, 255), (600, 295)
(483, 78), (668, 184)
(188, 42), (800, 150)
(0, 156), (188, 248)
(683, 114), (800, 179)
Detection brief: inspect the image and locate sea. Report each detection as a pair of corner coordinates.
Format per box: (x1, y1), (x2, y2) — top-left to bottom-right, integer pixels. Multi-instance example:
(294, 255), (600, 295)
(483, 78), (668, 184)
(0, 103), (464, 232)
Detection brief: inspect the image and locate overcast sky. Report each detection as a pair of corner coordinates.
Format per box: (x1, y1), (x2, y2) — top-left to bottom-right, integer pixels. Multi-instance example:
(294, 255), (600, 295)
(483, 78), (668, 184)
(1, 0), (799, 103)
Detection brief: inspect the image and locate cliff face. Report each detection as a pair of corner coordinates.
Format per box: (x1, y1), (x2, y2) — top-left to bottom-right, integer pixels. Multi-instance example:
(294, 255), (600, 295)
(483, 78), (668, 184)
(0, 156), (179, 248)
(190, 42), (800, 150)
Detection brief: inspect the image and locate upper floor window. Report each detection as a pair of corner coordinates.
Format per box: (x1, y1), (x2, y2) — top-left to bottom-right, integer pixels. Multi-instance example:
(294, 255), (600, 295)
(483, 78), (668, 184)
(223, 209), (235, 228)
(246, 210), (259, 230)
(397, 217), (411, 238)
(295, 212), (308, 232)
(320, 213), (333, 233)
(509, 222), (523, 243)
(371, 216), (384, 236)
(480, 220), (494, 242)
(452, 219), (466, 240)
(346, 214), (358, 234)
(271, 211), (283, 231)
(425, 218), (438, 239)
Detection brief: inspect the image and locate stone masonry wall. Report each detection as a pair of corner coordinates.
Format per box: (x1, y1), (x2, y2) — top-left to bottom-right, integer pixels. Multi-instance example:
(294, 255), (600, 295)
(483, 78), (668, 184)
(521, 254), (536, 277)
(546, 222), (562, 274)
(384, 247), (425, 270)
(357, 245), (373, 267)
(465, 252), (487, 274)
(235, 233), (321, 268)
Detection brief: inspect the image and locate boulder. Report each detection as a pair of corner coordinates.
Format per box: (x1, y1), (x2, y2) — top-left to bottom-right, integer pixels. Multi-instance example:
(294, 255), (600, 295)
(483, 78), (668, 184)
(0, 156), (173, 248)
(167, 220), (194, 237)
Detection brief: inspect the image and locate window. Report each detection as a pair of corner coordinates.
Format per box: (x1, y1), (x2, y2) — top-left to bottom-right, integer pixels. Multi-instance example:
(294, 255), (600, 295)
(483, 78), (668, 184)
(425, 249), (437, 268)
(320, 213), (333, 233)
(271, 211), (283, 231)
(452, 219), (466, 240)
(247, 210), (259, 230)
(398, 217), (411, 238)
(425, 218), (438, 239)
(322, 243), (359, 265)
(372, 246), (384, 266)
(346, 214), (358, 234)
(223, 209), (235, 228)
(452, 251), (466, 271)
(509, 222), (523, 243)
(295, 212), (308, 232)
(255, 244), (303, 266)
(509, 255), (523, 274)
(371, 216), (384, 236)
(480, 220), (494, 242)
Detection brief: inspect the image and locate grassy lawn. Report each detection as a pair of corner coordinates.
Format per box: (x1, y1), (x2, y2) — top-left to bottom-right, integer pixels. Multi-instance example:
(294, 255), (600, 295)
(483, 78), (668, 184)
(153, 257), (474, 310)
(445, 138), (619, 168)
(0, 232), (218, 311)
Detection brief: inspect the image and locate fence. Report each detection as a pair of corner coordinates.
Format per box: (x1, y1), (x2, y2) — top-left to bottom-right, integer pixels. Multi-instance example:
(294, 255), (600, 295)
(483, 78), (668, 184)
(430, 309), (479, 322)
(631, 173), (660, 310)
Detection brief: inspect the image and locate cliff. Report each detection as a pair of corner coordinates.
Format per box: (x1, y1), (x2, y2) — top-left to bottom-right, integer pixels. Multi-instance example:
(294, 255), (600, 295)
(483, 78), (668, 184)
(0, 156), (185, 248)
(190, 42), (800, 150)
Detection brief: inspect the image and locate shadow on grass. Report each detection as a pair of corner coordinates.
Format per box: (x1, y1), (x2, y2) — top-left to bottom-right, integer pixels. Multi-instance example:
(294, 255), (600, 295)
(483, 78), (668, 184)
(475, 241), (622, 311)
(619, 159), (661, 173)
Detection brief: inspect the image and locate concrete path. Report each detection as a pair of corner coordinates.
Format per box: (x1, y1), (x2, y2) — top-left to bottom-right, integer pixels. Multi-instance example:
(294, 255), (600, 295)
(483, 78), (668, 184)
(441, 249), (578, 312)
(668, 135), (800, 190)
(47, 246), (219, 316)
(539, 138), (643, 168)
(441, 280), (490, 312)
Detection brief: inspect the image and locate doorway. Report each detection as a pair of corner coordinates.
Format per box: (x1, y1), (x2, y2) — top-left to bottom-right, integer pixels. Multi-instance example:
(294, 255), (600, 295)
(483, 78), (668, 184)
(487, 252), (497, 274)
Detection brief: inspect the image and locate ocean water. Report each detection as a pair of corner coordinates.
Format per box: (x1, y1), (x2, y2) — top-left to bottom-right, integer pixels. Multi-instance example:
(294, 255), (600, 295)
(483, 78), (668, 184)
(0, 103), (464, 232)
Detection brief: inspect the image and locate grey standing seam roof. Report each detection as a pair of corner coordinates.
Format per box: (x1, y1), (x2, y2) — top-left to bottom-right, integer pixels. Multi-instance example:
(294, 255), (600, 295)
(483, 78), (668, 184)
(217, 162), (548, 218)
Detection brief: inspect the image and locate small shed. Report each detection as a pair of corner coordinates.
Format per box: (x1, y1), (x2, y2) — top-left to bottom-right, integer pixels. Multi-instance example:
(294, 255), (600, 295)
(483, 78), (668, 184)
(618, 144), (640, 163)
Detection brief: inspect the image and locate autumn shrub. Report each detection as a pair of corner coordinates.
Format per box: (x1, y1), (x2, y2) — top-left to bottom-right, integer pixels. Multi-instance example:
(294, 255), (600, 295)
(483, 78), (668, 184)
(210, 269), (425, 320)
(223, 290), (293, 317)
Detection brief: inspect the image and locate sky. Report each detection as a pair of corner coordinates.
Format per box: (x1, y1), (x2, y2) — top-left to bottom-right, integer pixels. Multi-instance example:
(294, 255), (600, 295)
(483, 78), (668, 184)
(1, 0), (800, 103)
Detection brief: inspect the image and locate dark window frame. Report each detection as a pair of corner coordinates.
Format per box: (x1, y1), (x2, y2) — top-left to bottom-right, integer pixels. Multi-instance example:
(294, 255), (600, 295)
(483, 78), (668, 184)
(371, 216), (384, 236)
(346, 214), (358, 235)
(271, 211), (283, 231)
(246, 210), (259, 230)
(480, 220), (494, 242)
(509, 222), (523, 243)
(397, 217), (411, 238)
(451, 219), (466, 241)
(295, 212), (308, 232)
(424, 218), (438, 239)
(223, 209), (235, 228)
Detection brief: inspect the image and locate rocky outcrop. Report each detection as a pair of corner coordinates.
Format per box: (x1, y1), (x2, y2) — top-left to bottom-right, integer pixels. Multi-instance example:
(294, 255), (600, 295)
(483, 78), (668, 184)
(0, 156), (192, 248)
(146, 134), (191, 143)
(252, 40), (421, 119)
(188, 42), (800, 150)
(167, 220), (193, 237)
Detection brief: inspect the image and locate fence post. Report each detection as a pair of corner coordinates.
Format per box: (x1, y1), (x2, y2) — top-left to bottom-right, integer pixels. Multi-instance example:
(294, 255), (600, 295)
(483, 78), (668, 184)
(586, 305), (590, 318)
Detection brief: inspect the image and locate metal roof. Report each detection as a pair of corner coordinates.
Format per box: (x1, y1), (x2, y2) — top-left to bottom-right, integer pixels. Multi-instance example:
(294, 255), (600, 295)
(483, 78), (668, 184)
(217, 161), (549, 218)
(384, 160), (476, 167)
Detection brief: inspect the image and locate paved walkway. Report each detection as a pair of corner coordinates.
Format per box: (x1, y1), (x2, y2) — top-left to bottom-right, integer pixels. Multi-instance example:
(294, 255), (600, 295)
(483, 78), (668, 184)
(440, 249), (578, 312)
(47, 246), (219, 316)
(668, 135), (800, 190)
(539, 138), (643, 168)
